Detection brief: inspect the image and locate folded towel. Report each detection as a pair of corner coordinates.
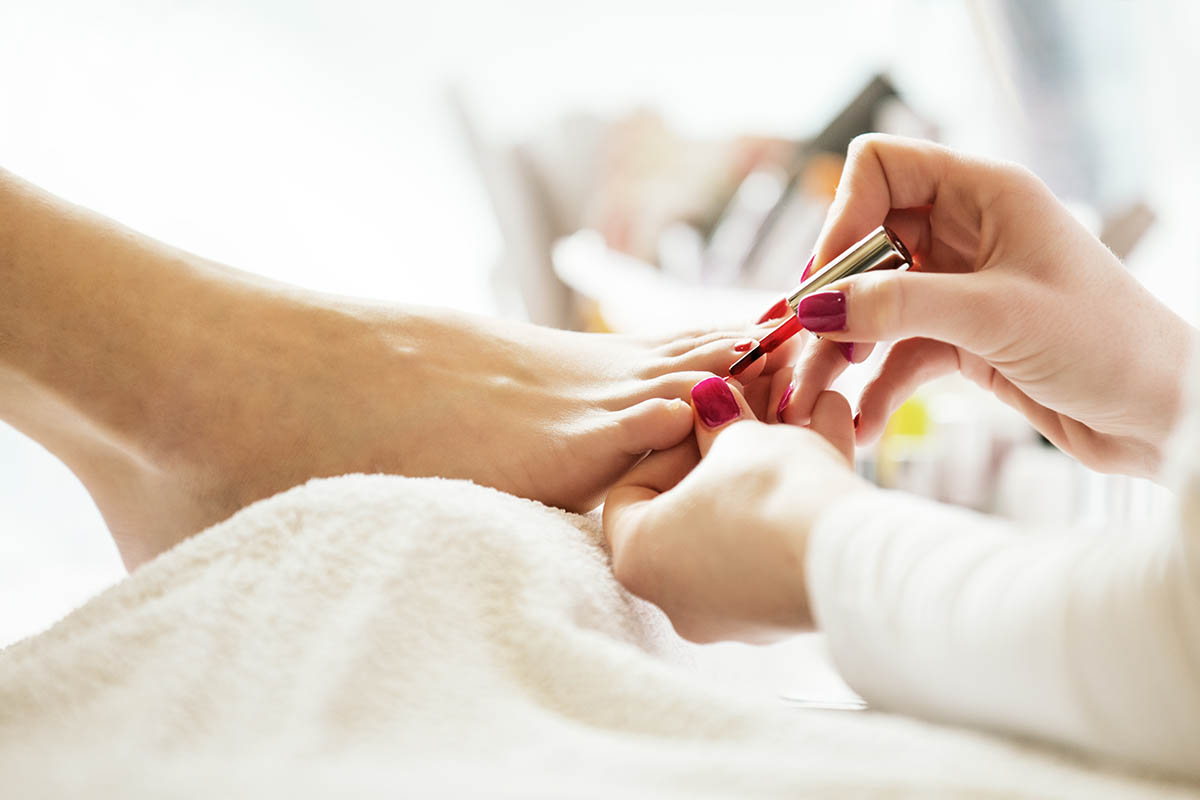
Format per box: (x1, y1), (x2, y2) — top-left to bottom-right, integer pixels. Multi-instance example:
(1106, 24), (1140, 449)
(0, 475), (1192, 798)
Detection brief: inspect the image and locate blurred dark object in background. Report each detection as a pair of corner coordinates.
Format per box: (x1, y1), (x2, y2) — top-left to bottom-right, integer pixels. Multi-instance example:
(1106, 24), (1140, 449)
(454, 73), (935, 331)
(702, 74), (936, 294)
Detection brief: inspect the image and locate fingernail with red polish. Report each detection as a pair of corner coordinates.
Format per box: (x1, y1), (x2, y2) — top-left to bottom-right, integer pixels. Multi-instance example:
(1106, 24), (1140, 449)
(796, 291), (846, 333)
(800, 253), (817, 281)
(757, 297), (790, 324)
(776, 382), (795, 421)
(691, 376), (741, 428)
(733, 339), (756, 352)
(837, 342), (855, 362)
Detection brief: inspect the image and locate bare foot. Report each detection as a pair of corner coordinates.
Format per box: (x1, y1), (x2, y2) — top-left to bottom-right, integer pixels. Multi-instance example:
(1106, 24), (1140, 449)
(0, 168), (775, 569)
(88, 280), (772, 567)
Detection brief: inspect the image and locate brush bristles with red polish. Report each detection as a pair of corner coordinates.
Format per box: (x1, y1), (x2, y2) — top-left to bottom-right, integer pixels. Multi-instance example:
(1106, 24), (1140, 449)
(728, 345), (764, 376)
(728, 314), (802, 376)
(755, 314), (803, 355)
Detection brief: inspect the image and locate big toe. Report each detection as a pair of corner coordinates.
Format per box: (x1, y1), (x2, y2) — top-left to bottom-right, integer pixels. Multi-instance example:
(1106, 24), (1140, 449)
(610, 397), (695, 454)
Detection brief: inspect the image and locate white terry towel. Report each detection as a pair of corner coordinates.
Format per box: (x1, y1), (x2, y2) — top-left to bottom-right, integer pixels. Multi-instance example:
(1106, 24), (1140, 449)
(0, 475), (1194, 798)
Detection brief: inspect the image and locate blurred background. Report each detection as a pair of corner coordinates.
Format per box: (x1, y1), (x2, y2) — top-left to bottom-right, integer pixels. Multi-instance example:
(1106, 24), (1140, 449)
(1, 0), (1198, 692)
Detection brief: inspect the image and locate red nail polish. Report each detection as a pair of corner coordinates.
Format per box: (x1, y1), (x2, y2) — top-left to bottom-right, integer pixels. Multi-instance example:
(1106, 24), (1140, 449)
(853, 413), (861, 431)
(796, 291), (846, 333)
(837, 342), (855, 362)
(733, 339), (756, 352)
(776, 383), (794, 421)
(730, 314), (804, 376)
(756, 297), (790, 324)
(758, 315), (801, 354)
(800, 253), (817, 281)
(691, 376), (740, 428)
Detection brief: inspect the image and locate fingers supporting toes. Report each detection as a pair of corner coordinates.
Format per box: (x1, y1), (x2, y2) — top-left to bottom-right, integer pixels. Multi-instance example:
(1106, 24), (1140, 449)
(777, 338), (851, 425)
(808, 390), (855, 463)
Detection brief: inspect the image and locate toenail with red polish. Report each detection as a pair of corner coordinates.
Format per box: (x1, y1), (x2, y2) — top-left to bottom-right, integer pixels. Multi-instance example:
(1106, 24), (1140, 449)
(691, 377), (741, 428)
(733, 339), (756, 352)
(776, 383), (795, 421)
(837, 342), (855, 362)
(757, 297), (790, 324)
(853, 412), (861, 431)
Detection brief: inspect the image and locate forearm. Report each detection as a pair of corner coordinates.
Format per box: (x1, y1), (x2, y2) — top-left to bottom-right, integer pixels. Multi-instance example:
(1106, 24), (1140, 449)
(807, 489), (1200, 779)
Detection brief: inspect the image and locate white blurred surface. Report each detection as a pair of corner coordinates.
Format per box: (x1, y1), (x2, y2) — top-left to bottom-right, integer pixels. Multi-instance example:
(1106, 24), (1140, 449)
(1, 0), (1198, 649)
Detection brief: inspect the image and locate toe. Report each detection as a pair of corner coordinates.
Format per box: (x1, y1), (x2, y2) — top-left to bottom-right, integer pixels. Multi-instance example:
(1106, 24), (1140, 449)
(654, 337), (767, 381)
(612, 397), (695, 454)
(654, 324), (775, 358)
(770, 368), (796, 423)
(652, 330), (736, 355)
(628, 370), (724, 406)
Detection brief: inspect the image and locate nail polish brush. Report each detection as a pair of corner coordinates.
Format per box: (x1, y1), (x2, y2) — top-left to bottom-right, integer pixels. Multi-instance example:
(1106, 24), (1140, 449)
(728, 225), (912, 376)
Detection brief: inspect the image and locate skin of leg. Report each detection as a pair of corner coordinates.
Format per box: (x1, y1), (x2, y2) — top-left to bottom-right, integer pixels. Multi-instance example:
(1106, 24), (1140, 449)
(0, 169), (771, 569)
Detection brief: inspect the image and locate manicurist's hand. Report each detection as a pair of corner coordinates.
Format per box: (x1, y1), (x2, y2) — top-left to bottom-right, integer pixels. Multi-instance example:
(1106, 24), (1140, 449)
(774, 135), (1194, 478)
(603, 376), (870, 644)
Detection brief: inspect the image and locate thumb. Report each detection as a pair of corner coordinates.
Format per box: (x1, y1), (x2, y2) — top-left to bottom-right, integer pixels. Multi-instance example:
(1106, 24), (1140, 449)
(690, 376), (757, 457)
(798, 269), (1011, 357)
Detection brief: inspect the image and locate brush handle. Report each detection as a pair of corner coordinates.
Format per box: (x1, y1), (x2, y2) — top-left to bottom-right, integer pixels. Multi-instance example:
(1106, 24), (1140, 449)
(785, 226), (912, 311)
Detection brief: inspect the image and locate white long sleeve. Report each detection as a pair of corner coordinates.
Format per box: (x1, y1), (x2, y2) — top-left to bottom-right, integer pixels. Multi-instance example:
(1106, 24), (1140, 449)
(807, 436), (1200, 778)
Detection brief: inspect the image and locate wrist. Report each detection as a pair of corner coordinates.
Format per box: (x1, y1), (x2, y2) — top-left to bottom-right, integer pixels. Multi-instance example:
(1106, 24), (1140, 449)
(799, 482), (885, 631)
(776, 473), (876, 632)
(1133, 312), (1196, 478)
